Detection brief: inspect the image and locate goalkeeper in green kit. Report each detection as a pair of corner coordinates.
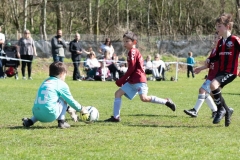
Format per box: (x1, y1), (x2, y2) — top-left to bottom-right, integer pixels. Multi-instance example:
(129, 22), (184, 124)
(22, 61), (89, 129)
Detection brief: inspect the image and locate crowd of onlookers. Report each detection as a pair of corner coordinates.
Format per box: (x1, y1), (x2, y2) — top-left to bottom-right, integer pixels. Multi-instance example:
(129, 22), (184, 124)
(0, 28), (169, 81)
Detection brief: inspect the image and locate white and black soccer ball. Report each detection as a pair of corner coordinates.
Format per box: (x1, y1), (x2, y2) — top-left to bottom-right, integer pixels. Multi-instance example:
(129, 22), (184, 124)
(80, 106), (99, 123)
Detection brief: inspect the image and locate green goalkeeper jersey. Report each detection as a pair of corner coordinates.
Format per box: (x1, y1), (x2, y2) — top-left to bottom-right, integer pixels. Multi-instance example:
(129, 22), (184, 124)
(32, 76), (82, 122)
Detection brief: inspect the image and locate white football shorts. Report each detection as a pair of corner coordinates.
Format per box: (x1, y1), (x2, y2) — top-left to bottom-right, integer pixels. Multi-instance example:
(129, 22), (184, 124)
(201, 79), (212, 94)
(121, 82), (148, 100)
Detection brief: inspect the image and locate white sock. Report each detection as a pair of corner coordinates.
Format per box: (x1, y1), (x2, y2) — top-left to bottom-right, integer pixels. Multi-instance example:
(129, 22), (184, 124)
(57, 98), (68, 120)
(113, 98), (122, 118)
(205, 95), (217, 112)
(193, 94), (205, 112)
(151, 96), (167, 105)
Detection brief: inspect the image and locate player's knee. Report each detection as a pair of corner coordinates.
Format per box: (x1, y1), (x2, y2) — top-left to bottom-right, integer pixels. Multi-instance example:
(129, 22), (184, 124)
(115, 89), (124, 98)
(199, 88), (205, 94)
(140, 95), (149, 102)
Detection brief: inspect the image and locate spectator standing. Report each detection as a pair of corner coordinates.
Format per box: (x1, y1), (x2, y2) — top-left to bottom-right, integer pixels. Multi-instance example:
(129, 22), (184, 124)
(69, 33), (82, 81)
(0, 26), (5, 78)
(187, 51), (195, 78)
(17, 29), (37, 80)
(51, 29), (67, 62)
(99, 38), (115, 58)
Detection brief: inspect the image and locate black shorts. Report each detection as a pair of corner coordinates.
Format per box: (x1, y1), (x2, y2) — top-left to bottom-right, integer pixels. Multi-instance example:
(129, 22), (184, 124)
(214, 72), (236, 88)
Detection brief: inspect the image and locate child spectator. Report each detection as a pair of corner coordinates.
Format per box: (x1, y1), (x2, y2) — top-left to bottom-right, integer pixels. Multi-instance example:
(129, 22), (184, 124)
(186, 51), (195, 78)
(22, 61), (89, 129)
(104, 31), (176, 122)
(95, 61), (112, 81)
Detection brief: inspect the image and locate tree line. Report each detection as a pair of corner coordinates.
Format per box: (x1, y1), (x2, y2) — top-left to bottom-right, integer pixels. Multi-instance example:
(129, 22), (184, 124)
(0, 0), (240, 41)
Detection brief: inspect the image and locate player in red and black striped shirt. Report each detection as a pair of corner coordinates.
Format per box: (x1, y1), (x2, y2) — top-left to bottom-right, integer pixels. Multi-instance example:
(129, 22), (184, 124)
(206, 13), (240, 127)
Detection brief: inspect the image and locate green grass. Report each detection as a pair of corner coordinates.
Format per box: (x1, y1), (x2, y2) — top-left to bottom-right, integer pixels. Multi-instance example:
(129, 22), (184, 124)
(0, 58), (240, 160)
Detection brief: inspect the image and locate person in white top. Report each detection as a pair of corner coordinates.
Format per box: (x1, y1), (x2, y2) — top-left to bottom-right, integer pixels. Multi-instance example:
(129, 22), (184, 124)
(0, 26), (5, 78)
(99, 38), (115, 58)
(85, 51), (100, 80)
(144, 55), (153, 75)
(152, 54), (166, 81)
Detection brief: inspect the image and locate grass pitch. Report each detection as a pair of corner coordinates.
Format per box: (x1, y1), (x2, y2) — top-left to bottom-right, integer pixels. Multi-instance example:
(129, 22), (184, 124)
(0, 59), (240, 160)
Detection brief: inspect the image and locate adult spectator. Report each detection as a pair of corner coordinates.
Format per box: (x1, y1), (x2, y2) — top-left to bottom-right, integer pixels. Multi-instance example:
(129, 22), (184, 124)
(0, 26), (5, 78)
(104, 50), (120, 80)
(99, 38), (114, 58)
(17, 29), (37, 80)
(85, 51), (100, 80)
(158, 55), (166, 80)
(152, 54), (166, 81)
(69, 33), (82, 81)
(144, 55), (153, 75)
(51, 29), (67, 62)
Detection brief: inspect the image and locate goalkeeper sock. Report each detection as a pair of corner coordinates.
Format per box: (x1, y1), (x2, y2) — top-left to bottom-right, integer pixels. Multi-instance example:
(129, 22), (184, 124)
(113, 98), (122, 118)
(30, 116), (38, 124)
(151, 96), (167, 105)
(193, 94), (205, 112)
(57, 103), (68, 120)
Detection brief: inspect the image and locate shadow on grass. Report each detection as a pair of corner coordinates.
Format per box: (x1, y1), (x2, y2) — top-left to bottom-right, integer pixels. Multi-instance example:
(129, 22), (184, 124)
(126, 124), (222, 128)
(128, 114), (177, 118)
(223, 92), (240, 96)
(8, 124), (81, 130)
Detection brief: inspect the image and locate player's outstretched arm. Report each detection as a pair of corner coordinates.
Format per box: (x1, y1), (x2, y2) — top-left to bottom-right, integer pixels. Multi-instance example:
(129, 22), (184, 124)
(194, 65), (208, 74)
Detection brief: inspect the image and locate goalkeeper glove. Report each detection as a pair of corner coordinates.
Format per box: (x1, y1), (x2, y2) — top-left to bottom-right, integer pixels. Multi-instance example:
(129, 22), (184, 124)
(80, 106), (90, 121)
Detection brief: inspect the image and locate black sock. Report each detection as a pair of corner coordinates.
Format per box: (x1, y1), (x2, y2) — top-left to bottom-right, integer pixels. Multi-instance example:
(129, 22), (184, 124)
(58, 120), (64, 123)
(212, 88), (229, 111)
(28, 119), (34, 126)
(212, 88), (222, 110)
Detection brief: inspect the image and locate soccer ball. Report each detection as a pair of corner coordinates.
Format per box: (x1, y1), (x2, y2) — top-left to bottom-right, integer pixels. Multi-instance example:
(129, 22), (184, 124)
(80, 106), (99, 123)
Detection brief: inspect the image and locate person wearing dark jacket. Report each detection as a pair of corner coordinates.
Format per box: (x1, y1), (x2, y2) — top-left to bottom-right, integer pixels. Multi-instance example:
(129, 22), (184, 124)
(51, 29), (67, 62)
(69, 33), (82, 81)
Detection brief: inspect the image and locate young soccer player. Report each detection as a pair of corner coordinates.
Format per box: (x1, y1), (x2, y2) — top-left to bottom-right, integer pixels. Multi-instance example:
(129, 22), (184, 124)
(206, 13), (240, 127)
(22, 61), (89, 129)
(183, 32), (220, 118)
(104, 31), (176, 122)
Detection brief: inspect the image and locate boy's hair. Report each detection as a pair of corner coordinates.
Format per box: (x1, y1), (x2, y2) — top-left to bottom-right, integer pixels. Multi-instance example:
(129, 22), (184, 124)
(49, 61), (67, 77)
(188, 52), (193, 56)
(123, 31), (138, 41)
(216, 13), (233, 31)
